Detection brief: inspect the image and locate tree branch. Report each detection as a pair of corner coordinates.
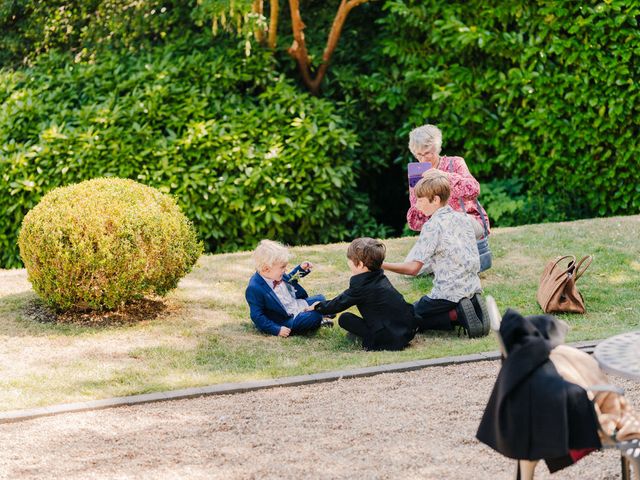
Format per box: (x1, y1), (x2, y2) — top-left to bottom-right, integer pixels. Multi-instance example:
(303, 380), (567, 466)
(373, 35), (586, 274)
(251, 0), (265, 44)
(287, 0), (369, 95)
(324, 0), (368, 64)
(268, 0), (279, 49)
(287, 0), (315, 90)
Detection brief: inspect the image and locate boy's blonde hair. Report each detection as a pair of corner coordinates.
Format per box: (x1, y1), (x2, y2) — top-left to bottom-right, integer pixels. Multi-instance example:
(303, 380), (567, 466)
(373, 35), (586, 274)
(253, 239), (291, 271)
(414, 169), (450, 204)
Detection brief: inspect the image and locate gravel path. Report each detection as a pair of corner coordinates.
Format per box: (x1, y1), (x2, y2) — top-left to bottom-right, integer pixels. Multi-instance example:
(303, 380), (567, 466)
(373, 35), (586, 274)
(1, 360), (638, 480)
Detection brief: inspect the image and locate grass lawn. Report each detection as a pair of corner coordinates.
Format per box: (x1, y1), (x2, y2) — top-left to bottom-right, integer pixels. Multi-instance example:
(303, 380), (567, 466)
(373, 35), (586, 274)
(1, 215), (639, 411)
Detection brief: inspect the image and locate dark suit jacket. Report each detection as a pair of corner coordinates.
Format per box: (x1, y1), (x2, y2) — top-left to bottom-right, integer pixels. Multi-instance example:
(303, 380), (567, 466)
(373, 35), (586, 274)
(245, 265), (309, 336)
(476, 309), (600, 471)
(313, 269), (416, 350)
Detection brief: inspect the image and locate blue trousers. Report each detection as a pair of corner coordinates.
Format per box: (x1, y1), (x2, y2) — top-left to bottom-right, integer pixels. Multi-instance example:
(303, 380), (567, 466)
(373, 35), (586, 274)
(284, 294), (325, 334)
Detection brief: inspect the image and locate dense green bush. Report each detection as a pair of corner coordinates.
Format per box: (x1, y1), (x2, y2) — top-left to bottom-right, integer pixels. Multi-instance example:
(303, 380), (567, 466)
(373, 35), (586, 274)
(284, 2), (410, 230)
(3, 0), (639, 256)
(327, 0), (640, 227)
(0, 0), (199, 67)
(0, 36), (385, 268)
(480, 179), (571, 227)
(18, 178), (202, 311)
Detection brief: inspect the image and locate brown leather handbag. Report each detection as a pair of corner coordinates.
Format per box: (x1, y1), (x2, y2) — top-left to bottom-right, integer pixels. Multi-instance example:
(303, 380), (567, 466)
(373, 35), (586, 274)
(537, 255), (593, 314)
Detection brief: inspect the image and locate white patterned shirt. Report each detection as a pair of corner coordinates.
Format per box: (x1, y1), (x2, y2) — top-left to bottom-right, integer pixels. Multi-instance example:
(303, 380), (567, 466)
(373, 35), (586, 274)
(260, 275), (308, 316)
(406, 205), (482, 302)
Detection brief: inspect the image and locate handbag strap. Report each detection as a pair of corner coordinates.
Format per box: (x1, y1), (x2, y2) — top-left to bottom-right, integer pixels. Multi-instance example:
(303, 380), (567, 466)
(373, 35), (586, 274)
(549, 255), (577, 281)
(476, 199), (489, 238)
(574, 255), (593, 282)
(449, 158), (490, 238)
(552, 255), (576, 270)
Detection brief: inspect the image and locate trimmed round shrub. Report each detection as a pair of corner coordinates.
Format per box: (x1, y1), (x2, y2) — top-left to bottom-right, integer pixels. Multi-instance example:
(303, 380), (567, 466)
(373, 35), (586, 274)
(18, 178), (202, 312)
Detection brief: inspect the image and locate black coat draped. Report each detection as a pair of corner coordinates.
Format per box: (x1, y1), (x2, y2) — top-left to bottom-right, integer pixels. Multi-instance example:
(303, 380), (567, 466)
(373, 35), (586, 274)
(476, 309), (601, 471)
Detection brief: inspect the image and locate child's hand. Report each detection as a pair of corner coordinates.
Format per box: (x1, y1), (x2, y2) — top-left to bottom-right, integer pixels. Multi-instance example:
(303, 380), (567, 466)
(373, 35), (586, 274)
(300, 261), (314, 271)
(304, 301), (320, 312)
(278, 326), (291, 337)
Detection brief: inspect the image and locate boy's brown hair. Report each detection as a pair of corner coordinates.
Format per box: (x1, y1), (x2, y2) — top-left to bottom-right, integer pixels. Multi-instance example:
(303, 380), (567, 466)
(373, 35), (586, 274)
(414, 169), (450, 204)
(347, 237), (386, 271)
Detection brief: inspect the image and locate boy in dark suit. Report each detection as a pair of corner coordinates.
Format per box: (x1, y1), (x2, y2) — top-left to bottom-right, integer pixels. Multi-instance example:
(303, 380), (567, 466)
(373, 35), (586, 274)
(308, 238), (416, 351)
(245, 239), (329, 337)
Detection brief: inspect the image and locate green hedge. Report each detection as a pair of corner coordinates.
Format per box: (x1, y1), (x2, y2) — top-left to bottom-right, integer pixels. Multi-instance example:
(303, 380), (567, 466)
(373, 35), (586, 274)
(330, 0), (640, 225)
(0, 36), (383, 268)
(4, 1), (638, 256)
(0, 0), (199, 67)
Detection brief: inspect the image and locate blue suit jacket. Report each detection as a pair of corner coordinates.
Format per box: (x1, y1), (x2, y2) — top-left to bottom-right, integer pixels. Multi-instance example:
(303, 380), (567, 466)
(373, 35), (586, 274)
(245, 265), (309, 335)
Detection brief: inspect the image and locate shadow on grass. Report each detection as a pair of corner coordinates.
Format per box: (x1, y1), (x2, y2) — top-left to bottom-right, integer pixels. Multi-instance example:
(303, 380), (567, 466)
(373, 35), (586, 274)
(0, 292), (171, 337)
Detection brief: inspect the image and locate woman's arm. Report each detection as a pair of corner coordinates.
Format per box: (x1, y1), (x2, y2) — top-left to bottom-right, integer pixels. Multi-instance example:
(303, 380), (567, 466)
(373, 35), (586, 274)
(382, 260), (423, 276)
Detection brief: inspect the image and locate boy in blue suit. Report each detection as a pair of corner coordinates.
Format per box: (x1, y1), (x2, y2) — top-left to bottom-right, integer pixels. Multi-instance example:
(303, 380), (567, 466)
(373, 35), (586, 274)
(245, 239), (328, 337)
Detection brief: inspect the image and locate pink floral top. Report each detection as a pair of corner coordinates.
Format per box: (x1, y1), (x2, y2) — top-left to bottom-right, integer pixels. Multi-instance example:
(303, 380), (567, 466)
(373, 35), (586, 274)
(407, 155), (491, 235)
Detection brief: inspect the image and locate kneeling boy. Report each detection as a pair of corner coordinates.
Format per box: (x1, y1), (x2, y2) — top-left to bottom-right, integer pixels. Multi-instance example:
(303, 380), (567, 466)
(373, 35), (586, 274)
(383, 170), (489, 338)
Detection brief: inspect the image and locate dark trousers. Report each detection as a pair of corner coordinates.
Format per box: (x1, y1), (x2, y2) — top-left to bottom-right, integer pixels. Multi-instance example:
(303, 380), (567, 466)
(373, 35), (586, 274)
(338, 312), (371, 339)
(338, 312), (406, 351)
(413, 296), (457, 332)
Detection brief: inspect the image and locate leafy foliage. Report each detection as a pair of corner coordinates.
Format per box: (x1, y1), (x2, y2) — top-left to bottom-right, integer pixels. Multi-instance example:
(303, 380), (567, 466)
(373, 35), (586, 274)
(0, 0), (199, 66)
(2, 0), (639, 261)
(480, 179), (570, 227)
(346, 0), (640, 224)
(193, 0), (259, 32)
(0, 36), (385, 268)
(18, 178), (202, 311)
(311, 1), (410, 229)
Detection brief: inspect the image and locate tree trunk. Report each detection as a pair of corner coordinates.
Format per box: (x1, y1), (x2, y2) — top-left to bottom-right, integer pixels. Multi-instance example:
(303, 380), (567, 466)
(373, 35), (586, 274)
(288, 0), (368, 95)
(268, 0), (279, 49)
(252, 0), (265, 44)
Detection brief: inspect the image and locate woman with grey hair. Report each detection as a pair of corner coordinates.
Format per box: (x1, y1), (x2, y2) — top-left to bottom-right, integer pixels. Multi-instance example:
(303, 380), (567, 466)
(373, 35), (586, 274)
(406, 124), (490, 239)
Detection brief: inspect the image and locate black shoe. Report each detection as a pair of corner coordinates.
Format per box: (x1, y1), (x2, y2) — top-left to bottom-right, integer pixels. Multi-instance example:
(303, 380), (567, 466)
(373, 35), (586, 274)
(472, 293), (490, 336)
(457, 298), (483, 338)
(320, 318), (334, 328)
